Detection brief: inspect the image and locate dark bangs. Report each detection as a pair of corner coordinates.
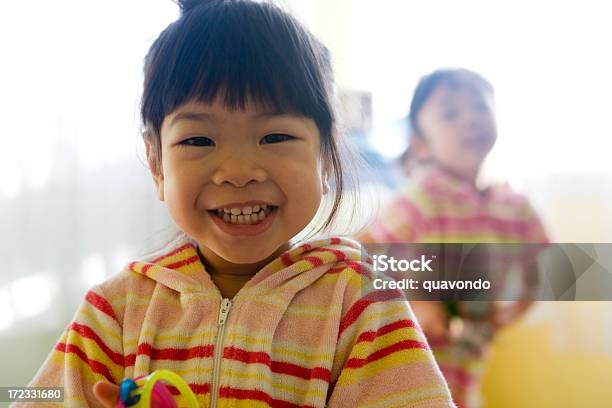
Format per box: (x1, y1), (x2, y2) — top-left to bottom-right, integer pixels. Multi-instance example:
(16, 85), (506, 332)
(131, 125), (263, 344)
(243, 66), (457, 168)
(141, 0), (334, 139)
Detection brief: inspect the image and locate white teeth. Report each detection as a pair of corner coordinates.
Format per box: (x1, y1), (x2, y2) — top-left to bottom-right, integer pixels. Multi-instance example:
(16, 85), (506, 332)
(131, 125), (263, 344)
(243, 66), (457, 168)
(215, 204), (275, 225)
(219, 204), (272, 215)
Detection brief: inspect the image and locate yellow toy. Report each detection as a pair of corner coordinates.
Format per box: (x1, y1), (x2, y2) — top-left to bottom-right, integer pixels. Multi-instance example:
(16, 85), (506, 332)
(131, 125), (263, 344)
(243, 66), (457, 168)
(117, 369), (199, 408)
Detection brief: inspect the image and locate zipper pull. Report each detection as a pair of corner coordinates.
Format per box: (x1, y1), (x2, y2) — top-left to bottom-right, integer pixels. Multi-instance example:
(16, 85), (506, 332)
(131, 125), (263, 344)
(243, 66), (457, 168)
(218, 298), (232, 326)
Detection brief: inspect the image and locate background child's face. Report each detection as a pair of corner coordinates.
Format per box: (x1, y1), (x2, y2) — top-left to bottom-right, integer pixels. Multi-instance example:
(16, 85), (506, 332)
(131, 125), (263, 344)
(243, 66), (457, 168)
(414, 84), (497, 179)
(149, 98), (328, 264)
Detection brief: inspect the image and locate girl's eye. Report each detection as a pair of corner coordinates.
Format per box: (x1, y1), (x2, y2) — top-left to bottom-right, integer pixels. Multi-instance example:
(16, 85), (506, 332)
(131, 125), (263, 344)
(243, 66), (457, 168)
(180, 136), (215, 147)
(261, 133), (295, 144)
(474, 102), (489, 112)
(442, 110), (458, 121)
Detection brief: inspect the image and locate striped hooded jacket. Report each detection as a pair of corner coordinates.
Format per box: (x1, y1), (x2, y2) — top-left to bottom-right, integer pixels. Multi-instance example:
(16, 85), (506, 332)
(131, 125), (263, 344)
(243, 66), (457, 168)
(18, 235), (454, 407)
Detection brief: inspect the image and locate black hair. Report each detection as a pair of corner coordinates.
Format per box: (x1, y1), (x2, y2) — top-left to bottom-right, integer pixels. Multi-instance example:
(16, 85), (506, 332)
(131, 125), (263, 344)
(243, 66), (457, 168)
(400, 68), (495, 172)
(141, 0), (352, 234)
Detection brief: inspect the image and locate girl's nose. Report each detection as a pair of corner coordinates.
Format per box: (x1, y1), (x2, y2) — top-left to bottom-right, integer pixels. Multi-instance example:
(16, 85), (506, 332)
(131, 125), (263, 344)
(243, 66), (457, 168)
(211, 152), (267, 187)
(464, 110), (486, 131)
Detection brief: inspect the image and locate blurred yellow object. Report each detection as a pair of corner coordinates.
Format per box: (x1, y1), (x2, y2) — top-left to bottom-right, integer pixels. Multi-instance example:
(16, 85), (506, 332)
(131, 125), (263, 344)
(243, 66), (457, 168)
(482, 302), (612, 407)
(121, 369), (199, 408)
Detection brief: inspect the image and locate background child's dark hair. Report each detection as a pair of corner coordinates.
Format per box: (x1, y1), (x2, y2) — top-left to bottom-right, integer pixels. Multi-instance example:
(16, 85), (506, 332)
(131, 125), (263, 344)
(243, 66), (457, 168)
(141, 0), (359, 236)
(400, 68), (495, 173)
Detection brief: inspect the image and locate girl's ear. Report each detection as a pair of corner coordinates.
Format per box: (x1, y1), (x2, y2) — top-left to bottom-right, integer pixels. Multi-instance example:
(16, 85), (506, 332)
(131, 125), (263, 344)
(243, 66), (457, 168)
(322, 174), (330, 195)
(145, 139), (165, 202)
(321, 159), (331, 195)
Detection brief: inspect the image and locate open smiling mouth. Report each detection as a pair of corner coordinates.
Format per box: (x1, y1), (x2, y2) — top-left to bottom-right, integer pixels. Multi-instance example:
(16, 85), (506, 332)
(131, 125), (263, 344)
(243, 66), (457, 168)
(209, 204), (277, 225)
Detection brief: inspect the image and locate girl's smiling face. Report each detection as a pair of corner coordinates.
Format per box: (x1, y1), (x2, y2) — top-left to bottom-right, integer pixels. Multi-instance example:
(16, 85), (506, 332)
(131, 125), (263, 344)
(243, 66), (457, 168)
(147, 97), (329, 265)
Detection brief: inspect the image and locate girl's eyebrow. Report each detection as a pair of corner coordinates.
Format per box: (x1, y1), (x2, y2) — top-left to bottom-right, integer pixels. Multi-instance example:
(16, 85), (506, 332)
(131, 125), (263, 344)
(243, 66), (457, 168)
(169, 109), (293, 128)
(169, 112), (214, 127)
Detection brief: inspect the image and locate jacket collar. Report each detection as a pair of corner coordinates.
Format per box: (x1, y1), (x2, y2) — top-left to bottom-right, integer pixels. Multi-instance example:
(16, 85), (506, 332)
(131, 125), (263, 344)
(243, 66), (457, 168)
(126, 234), (362, 297)
(412, 164), (506, 205)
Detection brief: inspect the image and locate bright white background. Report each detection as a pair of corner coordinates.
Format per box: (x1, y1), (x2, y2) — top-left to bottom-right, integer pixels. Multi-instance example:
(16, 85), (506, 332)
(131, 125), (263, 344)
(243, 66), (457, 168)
(347, 0), (612, 178)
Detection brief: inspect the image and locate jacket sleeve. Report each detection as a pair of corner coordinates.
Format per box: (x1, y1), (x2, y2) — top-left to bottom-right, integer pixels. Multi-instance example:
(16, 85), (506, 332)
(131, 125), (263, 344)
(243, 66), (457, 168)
(327, 287), (455, 408)
(11, 285), (124, 407)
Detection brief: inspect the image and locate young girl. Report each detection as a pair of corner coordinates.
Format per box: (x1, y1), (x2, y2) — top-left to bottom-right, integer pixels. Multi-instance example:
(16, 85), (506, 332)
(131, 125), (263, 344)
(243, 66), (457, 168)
(18, 2), (454, 407)
(359, 69), (548, 407)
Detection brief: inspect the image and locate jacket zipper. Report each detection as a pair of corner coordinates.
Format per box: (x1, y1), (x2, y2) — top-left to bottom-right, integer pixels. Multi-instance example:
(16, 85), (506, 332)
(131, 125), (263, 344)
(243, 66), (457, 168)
(210, 298), (232, 408)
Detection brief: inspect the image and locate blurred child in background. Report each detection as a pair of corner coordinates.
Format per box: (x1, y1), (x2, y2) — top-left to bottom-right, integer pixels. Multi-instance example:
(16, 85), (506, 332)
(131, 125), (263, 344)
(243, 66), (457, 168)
(359, 68), (548, 407)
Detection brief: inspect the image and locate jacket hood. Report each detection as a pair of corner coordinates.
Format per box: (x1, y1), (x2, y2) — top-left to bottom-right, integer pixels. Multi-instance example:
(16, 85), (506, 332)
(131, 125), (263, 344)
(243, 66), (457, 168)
(126, 234), (364, 299)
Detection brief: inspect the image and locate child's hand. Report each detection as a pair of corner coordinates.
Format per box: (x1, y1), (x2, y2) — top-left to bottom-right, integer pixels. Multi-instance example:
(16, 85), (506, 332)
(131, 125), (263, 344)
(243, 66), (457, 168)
(93, 380), (120, 408)
(491, 300), (533, 328)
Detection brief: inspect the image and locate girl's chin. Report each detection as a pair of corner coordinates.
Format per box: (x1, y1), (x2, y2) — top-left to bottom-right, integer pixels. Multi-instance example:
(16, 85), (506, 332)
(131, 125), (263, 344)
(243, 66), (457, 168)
(221, 253), (272, 265)
(216, 242), (287, 266)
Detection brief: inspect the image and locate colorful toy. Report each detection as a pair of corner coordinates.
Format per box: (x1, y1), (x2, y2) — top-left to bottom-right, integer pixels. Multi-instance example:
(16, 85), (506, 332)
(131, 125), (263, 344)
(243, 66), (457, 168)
(117, 369), (199, 408)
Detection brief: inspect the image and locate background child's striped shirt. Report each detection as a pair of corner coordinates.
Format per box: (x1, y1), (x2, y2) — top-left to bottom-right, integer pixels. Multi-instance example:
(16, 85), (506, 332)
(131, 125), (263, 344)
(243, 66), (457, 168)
(360, 164), (549, 407)
(363, 165), (548, 244)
